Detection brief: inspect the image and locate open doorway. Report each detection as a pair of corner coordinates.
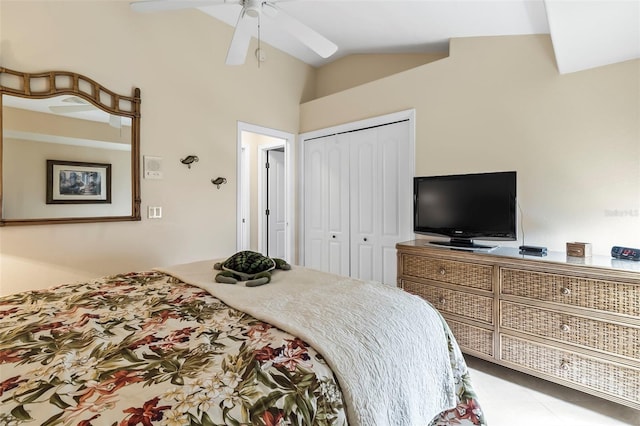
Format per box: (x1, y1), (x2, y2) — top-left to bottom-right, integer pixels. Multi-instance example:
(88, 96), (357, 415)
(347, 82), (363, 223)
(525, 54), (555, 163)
(236, 122), (293, 263)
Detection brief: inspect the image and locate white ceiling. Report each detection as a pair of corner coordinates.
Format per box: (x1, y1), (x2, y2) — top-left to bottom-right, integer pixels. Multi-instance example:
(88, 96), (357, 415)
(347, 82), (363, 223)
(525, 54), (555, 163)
(4, 95), (132, 126)
(192, 0), (640, 73)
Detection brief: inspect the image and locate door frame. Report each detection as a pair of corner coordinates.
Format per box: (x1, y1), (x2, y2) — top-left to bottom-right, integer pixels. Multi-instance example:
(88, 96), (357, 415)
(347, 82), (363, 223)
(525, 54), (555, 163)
(298, 109), (416, 265)
(239, 145), (250, 250)
(236, 122), (294, 263)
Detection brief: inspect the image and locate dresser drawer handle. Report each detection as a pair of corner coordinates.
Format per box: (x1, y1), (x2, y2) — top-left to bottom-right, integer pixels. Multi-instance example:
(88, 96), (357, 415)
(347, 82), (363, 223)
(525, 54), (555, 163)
(438, 296), (446, 304)
(560, 360), (571, 371)
(560, 324), (571, 332)
(560, 287), (571, 296)
(439, 267), (446, 276)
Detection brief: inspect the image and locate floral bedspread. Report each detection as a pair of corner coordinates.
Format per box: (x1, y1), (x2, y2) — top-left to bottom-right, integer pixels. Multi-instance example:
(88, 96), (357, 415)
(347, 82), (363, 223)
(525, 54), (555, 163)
(0, 271), (486, 426)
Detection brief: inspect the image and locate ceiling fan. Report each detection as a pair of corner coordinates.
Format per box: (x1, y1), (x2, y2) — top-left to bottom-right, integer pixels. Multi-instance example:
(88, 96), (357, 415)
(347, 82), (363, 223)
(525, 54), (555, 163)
(49, 96), (122, 128)
(130, 0), (338, 65)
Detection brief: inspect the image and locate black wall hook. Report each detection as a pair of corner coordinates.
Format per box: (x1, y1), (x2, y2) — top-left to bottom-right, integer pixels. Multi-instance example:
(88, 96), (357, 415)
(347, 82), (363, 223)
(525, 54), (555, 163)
(180, 155), (199, 168)
(211, 177), (227, 189)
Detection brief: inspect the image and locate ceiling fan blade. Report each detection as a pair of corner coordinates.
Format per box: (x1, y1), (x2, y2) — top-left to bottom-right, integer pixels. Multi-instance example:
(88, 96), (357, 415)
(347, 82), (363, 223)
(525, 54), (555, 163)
(269, 4), (337, 58)
(225, 9), (255, 65)
(130, 0), (231, 13)
(49, 105), (96, 114)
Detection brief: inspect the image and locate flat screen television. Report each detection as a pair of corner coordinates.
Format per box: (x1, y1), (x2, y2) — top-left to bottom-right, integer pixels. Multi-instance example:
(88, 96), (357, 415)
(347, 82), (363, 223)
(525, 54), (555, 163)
(413, 171), (517, 250)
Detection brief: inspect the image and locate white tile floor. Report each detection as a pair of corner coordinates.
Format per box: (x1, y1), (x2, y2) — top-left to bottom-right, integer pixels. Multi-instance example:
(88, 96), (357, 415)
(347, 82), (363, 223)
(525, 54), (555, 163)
(465, 356), (640, 426)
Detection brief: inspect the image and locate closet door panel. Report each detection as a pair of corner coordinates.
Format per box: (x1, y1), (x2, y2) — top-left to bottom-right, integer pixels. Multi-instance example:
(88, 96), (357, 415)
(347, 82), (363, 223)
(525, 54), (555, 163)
(303, 135), (349, 276)
(380, 136), (401, 236)
(355, 244), (375, 281)
(377, 121), (412, 285)
(326, 139), (350, 276)
(348, 129), (380, 282)
(304, 139), (327, 271)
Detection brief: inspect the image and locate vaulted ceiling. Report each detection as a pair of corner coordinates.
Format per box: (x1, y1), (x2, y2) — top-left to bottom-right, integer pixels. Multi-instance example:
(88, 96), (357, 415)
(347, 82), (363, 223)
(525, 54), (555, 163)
(191, 0), (640, 74)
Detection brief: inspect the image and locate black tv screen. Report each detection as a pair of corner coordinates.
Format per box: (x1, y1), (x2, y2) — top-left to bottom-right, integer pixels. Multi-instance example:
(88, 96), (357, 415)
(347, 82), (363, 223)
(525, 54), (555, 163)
(413, 171), (517, 249)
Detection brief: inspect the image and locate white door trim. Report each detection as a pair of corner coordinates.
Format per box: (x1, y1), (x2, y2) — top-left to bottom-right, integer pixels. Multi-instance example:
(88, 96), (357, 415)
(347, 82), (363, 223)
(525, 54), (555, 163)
(298, 109), (416, 265)
(236, 122), (294, 263)
(239, 145), (250, 250)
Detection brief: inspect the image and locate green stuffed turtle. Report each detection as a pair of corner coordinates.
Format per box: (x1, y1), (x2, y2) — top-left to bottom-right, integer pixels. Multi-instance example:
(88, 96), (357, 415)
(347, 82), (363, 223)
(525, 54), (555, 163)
(213, 250), (290, 287)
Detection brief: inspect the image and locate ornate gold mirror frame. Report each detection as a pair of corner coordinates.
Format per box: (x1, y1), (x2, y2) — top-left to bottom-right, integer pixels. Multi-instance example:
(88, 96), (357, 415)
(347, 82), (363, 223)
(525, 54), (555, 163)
(0, 68), (141, 225)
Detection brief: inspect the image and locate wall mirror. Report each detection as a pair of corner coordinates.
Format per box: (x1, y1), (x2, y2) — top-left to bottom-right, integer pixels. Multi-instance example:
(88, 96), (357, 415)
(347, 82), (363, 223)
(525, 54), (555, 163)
(0, 68), (141, 226)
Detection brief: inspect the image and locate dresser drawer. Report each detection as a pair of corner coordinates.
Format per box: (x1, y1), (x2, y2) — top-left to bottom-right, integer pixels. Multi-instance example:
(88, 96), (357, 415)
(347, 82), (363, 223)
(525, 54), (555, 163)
(501, 268), (640, 317)
(500, 301), (640, 361)
(402, 255), (493, 291)
(447, 319), (494, 357)
(403, 280), (493, 324)
(500, 335), (640, 405)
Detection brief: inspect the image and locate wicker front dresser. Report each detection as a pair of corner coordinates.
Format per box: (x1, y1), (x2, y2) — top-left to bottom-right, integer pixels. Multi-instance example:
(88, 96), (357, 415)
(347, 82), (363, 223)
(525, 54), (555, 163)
(396, 240), (640, 410)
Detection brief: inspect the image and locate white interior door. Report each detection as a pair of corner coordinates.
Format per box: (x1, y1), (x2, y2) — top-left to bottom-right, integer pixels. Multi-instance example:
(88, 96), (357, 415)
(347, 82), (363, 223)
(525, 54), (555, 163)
(267, 149), (286, 258)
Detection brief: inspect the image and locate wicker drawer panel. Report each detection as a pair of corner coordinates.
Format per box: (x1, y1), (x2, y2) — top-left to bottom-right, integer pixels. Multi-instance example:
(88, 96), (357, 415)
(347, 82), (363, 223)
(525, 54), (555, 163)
(447, 319), (494, 357)
(500, 302), (640, 360)
(501, 268), (640, 317)
(402, 255), (493, 291)
(403, 280), (493, 323)
(501, 335), (640, 405)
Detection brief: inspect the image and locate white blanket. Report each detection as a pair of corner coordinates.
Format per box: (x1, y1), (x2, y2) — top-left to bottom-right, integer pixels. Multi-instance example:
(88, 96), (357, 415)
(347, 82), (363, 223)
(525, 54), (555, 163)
(156, 260), (456, 425)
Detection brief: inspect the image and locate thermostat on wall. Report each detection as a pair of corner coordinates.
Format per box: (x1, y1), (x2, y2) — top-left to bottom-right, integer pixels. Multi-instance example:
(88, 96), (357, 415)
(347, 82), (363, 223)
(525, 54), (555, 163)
(144, 156), (163, 179)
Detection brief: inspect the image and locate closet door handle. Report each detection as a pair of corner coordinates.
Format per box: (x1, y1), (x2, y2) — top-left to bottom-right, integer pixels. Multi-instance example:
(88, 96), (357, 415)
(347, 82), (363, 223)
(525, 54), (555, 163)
(332, 235), (336, 239)
(363, 237), (368, 242)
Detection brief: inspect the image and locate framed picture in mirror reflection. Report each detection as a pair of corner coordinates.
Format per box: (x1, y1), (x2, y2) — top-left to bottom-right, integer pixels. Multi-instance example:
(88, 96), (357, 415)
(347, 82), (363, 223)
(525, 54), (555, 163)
(46, 160), (112, 204)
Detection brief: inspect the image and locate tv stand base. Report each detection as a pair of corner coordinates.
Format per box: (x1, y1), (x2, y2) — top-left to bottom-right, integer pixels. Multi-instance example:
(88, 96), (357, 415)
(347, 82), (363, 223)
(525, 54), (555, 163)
(428, 239), (497, 251)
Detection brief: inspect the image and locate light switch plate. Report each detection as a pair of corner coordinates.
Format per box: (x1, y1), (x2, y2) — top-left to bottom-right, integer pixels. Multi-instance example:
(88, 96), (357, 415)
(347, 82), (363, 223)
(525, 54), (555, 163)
(148, 206), (162, 219)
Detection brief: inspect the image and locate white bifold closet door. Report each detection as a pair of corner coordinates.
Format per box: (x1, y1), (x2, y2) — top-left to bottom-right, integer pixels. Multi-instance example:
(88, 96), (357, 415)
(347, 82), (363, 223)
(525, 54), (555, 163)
(303, 120), (411, 285)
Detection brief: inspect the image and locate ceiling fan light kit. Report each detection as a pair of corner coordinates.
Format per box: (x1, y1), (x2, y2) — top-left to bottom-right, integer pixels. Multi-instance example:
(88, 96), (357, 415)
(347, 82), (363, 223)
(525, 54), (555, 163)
(243, 0), (261, 18)
(130, 0), (337, 66)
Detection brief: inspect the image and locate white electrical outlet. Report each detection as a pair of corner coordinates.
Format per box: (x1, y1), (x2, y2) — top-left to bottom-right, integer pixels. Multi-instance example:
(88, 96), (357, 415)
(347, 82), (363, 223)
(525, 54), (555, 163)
(148, 206), (162, 219)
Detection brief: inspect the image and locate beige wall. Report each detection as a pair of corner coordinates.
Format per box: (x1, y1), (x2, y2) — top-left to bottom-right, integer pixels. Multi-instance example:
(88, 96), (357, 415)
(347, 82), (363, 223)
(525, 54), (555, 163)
(301, 35), (640, 256)
(0, 1), (314, 295)
(315, 53), (447, 98)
